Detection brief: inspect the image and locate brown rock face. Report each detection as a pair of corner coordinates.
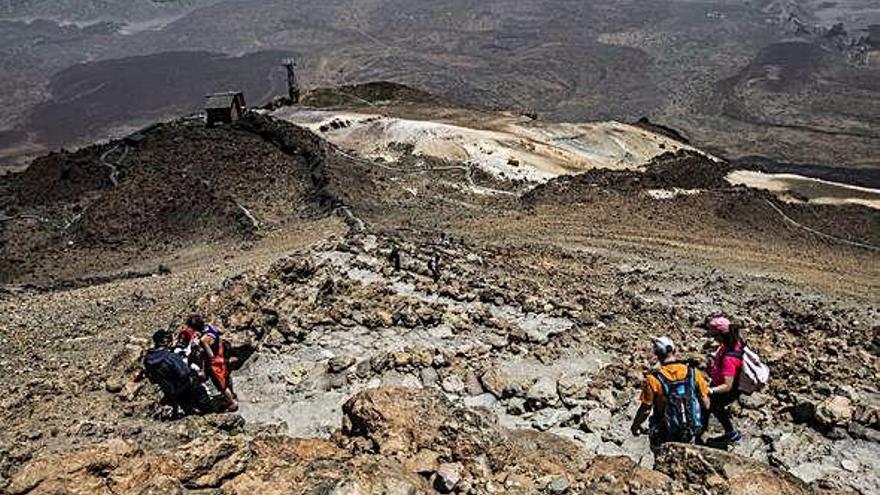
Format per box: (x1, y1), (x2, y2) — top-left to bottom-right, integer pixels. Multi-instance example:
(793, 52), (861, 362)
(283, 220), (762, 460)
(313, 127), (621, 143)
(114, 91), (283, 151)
(6, 438), (137, 495)
(479, 367), (508, 399)
(7, 435), (432, 495)
(8, 387), (849, 495)
(654, 443), (821, 495)
(582, 456), (672, 494)
(339, 386), (667, 494)
(223, 440), (430, 495)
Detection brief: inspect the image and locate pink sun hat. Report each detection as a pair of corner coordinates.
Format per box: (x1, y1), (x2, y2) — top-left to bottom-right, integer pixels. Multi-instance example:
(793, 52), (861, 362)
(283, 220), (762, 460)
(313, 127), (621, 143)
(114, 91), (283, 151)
(706, 316), (731, 335)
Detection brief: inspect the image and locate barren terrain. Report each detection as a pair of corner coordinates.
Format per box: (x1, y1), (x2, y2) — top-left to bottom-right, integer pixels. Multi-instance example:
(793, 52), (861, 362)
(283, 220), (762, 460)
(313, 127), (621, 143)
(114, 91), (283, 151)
(1, 86), (878, 493)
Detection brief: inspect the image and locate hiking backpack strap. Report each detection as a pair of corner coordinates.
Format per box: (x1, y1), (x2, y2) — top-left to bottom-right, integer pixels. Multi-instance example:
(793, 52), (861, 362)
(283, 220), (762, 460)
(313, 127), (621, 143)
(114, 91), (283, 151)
(685, 366), (697, 425)
(650, 370), (671, 435)
(685, 366), (694, 394)
(687, 366), (704, 431)
(651, 370), (670, 397)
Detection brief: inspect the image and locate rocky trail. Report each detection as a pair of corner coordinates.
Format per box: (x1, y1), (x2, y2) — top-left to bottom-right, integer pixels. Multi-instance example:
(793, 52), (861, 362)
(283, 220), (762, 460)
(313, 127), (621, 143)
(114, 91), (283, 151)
(0, 86), (878, 494)
(192, 229), (878, 492)
(3, 225), (876, 494)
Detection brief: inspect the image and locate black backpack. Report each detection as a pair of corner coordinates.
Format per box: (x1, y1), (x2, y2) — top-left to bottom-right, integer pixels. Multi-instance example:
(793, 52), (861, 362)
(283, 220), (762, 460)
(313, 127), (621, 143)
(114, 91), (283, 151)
(143, 349), (192, 398)
(652, 365), (704, 444)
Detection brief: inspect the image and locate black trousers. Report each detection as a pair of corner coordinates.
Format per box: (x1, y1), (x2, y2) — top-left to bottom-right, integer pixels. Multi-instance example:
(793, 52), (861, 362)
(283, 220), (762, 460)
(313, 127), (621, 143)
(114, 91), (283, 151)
(168, 375), (213, 415)
(707, 391), (738, 434)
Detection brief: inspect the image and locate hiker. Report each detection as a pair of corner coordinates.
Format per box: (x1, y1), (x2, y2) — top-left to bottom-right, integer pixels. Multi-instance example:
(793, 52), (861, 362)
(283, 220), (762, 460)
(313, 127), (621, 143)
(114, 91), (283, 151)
(389, 246), (401, 272)
(428, 254), (440, 283)
(188, 314), (239, 412)
(631, 336), (710, 451)
(142, 329), (212, 417)
(703, 316), (744, 444)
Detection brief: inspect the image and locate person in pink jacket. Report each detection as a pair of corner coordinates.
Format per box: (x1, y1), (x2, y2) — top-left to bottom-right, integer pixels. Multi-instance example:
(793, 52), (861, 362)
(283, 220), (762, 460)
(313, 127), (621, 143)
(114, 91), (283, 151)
(704, 316), (744, 444)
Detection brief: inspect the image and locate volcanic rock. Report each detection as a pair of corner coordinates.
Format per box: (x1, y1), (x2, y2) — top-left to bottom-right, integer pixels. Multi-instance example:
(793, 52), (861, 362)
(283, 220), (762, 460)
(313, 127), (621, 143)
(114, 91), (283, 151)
(440, 375), (466, 395)
(328, 355), (356, 373)
(341, 386), (504, 456)
(527, 377), (559, 408)
(479, 367), (509, 399)
(557, 374), (590, 406)
(507, 397), (527, 416)
(582, 408), (613, 433)
(815, 395), (853, 428)
(655, 443), (820, 494)
(433, 462), (462, 493)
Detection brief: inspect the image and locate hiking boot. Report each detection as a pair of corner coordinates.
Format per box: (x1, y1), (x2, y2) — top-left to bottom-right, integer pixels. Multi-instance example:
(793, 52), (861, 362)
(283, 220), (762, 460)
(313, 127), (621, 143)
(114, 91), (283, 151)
(710, 431), (742, 444)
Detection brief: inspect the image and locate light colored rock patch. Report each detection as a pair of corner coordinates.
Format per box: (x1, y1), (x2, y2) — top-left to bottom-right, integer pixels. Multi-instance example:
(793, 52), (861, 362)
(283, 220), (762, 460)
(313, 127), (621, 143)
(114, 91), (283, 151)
(645, 188), (702, 200)
(272, 107), (708, 182)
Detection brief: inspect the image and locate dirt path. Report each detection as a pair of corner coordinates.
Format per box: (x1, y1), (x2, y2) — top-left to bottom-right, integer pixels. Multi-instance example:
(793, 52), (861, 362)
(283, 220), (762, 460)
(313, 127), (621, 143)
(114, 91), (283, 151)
(98, 144), (128, 187)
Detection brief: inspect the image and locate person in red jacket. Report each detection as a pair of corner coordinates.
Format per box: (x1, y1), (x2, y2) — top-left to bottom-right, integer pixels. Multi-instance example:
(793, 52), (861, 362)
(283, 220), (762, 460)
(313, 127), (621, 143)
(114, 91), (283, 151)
(187, 314), (239, 412)
(704, 316), (743, 444)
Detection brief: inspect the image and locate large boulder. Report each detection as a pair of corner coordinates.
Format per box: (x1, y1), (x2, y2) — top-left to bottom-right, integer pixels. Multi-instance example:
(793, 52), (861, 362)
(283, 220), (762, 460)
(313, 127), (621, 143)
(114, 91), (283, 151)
(341, 386), (505, 458)
(582, 455), (672, 494)
(7, 436), (259, 495)
(342, 387), (594, 493)
(479, 367), (509, 399)
(491, 428), (588, 476)
(6, 438), (137, 495)
(526, 376), (560, 408)
(224, 438), (431, 495)
(655, 443), (823, 495)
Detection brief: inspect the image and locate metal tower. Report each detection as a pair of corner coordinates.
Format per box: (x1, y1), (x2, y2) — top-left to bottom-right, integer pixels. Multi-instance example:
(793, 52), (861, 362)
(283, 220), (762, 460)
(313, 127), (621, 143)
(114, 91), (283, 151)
(282, 58), (300, 104)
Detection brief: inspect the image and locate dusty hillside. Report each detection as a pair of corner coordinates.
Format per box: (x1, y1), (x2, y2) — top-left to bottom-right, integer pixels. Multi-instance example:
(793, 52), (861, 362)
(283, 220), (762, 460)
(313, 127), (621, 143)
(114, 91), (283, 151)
(0, 88), (878, 494)
(0, 114), (387, 285)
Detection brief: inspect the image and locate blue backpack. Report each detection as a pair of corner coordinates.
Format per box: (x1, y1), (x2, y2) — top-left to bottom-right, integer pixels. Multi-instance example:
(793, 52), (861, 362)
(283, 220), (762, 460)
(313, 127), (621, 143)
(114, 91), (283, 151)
(143, 349), (192, 398)
(652, 365), (704, 443)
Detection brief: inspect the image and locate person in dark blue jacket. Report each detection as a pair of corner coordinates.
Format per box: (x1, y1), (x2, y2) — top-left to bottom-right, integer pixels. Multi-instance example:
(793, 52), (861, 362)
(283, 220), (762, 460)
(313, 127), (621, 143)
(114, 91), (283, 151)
(143, 329), (212, 416)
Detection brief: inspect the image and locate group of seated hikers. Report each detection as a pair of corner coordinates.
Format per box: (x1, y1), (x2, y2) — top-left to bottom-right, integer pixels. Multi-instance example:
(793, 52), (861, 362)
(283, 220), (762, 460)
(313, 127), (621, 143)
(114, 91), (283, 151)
(141, 314), (239, 417)
(630, 315), (768, 450)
